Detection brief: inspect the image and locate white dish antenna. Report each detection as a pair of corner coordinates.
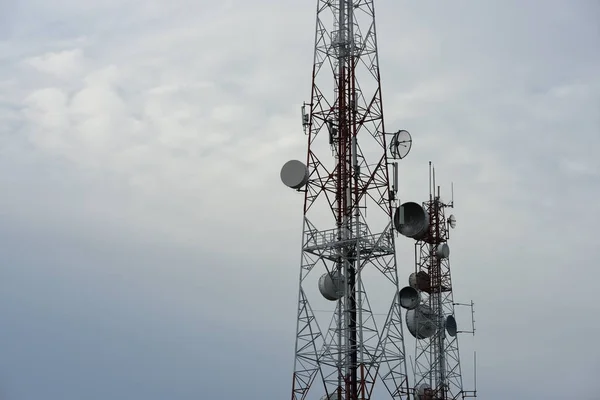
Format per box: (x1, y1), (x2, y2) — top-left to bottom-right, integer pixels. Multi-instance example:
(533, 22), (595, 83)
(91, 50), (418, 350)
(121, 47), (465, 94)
(406, 305), (437, 339)
(318, 272), (345, 301)
(281, 160), (309, 189)
(436, 243), (450, 259)
(389, 129), (412, 159)
(448, 214), (457, 229)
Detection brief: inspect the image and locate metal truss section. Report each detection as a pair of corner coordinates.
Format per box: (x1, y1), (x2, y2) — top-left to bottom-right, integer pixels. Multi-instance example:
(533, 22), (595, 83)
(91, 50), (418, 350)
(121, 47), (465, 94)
(292, 287), (324, 400)
(377, 292), (412, 399)
(303, 219), (395, 260)
(303, 0), (392, 221)
(412, 197), (465, 400)
(318, 279), (380, 399)
(292, 216), (409, 399)
(289, 0), (410, 399)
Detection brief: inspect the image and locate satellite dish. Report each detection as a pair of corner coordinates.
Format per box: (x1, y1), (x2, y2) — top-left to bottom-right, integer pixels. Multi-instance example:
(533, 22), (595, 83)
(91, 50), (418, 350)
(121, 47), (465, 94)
(399, 286), (419, 310)
(446, 315), (458, 337)
(281, 160), (309, 189)
(416, 383), (432, 400)
(389, 129), (412, 159)
(318, 273), (345, 301)
(394, 202), (429, 240)
(436, 243), (450, 259)
(448, 214), (457, 229)
(409, 271), (431, 291)
(406, 305), (437, 339)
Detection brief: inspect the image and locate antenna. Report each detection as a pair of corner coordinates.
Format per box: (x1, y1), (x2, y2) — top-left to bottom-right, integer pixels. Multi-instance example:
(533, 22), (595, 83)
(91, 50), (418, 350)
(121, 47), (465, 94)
(392, 162), (398, 201)
(428, 161), (433, 203)
(432, 163), (436, 201)
(453, 301), (476, 335)
(389, 129), (412, 159)
(474, 351), (478, 394)
(301, 102), (310, 134)
(471, 300), (476, 335)
(453, 300), (478, 398)
(448, 214), (457, 229)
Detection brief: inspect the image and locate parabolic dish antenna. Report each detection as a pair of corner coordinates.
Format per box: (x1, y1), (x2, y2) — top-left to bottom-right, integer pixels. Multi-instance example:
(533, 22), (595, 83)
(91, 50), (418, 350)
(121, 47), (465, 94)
(446, 315), (458, 337)
(394, 202), (429, 240)
(436, 243), (450, 259)
(416, 383), (432, 400)
(409, 271), (431, 291)
(406, 305), (437, 339)
(389, 129), (412, 159)
(281, 160), (309, 189)
(318, 272), (345, 301)
(399, 286), (420, 310)
(448, 214), (457, 229)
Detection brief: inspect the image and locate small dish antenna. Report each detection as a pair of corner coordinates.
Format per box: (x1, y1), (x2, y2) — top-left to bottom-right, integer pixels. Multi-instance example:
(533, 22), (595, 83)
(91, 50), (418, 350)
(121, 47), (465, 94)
(399, 286), (420, 310)
(389, 129), (412, 159)
(318, 273), (345, 301)
(436, 243), (450, 259)
(445, 315), (458, 337)
(448, 214), (457, 229)
(416, 383), (432, 400)
(394, 202), (429, 240)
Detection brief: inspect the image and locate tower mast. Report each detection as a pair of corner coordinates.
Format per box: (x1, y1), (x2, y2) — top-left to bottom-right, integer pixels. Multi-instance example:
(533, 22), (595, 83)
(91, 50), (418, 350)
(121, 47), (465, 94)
(281, 0), (414, 399)
(399, 163), (477, 400)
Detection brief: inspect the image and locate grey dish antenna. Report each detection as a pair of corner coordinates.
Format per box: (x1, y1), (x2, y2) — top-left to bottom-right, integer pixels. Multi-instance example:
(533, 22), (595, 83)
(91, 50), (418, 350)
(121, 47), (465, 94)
(394, 202), (430, 240)
(445, 315), (458, 337)
(406, 305), (437, 339)
(389, 129), (412, 159)
(416, 383), (432, 400)
(436, 243), (450, 259)
(318, 273), (345, 301)
(399, 286), (420, 310)
(448, 214), (457, 229)
(281, 160), (309, 189)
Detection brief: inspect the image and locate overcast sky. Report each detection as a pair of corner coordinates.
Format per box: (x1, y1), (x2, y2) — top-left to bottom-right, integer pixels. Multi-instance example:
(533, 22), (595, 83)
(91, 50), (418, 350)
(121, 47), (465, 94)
(0, 0), (599, 399)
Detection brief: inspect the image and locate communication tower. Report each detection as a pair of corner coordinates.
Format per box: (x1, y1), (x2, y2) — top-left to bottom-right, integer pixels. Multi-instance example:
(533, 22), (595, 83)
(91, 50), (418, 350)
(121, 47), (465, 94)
(396, 162), (477, 399)
(280, 0), (414, 399)
(280, 2), (476, 400)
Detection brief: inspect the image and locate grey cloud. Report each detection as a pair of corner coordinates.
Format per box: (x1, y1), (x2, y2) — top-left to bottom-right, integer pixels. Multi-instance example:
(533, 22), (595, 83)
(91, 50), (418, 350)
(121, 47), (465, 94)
(0, 0), (599, 399)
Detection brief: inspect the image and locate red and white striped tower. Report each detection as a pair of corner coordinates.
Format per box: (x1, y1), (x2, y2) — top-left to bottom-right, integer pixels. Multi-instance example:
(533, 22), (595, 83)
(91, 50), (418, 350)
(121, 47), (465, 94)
(280, 1), (415, 399)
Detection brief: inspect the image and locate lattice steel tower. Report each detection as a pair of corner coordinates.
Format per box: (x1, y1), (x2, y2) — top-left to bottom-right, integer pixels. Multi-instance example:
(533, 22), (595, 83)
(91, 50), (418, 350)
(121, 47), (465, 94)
(397, 163), (477, 400)
(280, 1), (415, 399)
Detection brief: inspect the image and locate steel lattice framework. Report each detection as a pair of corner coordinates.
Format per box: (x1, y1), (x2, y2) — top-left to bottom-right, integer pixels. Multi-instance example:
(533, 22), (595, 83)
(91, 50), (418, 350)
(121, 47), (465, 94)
(412, 194), (464, 400)
(406, 164), (476, 400)
(288, 1), (410, 399)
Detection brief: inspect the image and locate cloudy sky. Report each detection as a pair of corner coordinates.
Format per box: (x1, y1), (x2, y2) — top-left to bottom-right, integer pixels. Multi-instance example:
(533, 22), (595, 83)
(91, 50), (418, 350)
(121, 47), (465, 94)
(0, 0), (599, 399)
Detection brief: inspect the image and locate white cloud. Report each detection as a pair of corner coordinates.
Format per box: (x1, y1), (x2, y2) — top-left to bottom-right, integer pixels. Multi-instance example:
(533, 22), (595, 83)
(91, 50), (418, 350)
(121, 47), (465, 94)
(24, 48), (86, 79)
